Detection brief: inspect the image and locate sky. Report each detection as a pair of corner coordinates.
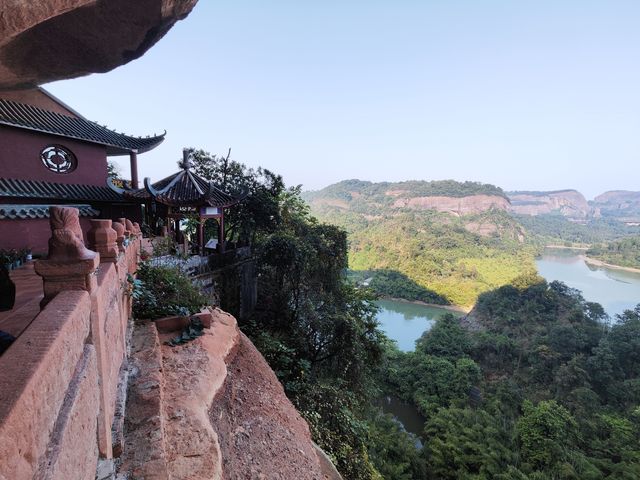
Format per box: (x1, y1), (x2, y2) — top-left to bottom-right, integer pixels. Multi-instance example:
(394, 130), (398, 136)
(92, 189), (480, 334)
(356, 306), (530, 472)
(46, 1), (640, 199)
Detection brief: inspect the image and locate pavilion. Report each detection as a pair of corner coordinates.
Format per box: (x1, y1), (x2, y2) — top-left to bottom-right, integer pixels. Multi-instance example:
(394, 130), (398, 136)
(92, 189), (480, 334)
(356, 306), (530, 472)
(109, 149), (247, 253)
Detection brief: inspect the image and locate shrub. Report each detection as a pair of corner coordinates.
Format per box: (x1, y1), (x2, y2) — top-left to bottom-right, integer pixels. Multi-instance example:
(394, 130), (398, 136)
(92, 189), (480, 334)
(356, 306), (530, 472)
(131, 262), (208, 320)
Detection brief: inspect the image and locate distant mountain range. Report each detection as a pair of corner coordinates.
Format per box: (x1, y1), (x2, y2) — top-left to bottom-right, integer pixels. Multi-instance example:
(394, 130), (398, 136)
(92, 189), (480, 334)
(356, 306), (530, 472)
(305, 179), (640, 223)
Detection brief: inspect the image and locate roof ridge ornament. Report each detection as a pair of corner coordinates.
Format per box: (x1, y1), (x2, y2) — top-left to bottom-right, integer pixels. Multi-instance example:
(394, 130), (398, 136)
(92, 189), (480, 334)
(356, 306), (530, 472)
(181, 148), (192, 170)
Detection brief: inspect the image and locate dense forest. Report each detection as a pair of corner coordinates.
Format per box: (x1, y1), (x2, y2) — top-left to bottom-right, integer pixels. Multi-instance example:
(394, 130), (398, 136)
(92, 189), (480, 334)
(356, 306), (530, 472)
(304, 179), (508, 206)
(136, 161), (640, 479)
(587, 236), (640, 269)
(379, 277), (640, 479)
(306, 180), (536, 307)
(514, 214), (640, 247)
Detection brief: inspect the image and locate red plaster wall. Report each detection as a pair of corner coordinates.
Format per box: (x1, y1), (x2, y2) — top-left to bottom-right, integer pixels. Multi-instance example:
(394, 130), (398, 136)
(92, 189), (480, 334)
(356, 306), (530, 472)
(0, 126), (108, 186)
(0, 217), (93, 254)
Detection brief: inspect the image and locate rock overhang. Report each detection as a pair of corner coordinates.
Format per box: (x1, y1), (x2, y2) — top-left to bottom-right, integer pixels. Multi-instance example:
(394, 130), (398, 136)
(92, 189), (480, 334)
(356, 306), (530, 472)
(0, 0), (199, 90)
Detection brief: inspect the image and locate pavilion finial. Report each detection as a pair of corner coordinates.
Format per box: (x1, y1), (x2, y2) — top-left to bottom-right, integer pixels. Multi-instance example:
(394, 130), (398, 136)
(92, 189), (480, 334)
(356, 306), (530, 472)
(181, 148), (192, 170)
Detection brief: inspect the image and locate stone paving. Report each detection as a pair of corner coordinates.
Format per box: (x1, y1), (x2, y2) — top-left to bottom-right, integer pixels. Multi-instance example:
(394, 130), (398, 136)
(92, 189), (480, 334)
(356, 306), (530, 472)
(0, 262), (43, 337)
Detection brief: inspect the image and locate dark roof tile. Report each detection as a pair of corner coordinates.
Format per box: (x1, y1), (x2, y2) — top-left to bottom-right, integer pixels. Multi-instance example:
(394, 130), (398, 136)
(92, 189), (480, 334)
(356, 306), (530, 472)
(0, 204), (99, 220)
(0, 99), (165, 155)
(0, 177), (130, 203)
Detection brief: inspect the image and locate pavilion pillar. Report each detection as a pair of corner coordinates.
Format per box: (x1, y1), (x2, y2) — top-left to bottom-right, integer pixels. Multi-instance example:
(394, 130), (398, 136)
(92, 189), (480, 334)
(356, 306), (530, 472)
(198, 216), (204, 255)
(219, 212), (225, 254)
(129, 149), (139, 189)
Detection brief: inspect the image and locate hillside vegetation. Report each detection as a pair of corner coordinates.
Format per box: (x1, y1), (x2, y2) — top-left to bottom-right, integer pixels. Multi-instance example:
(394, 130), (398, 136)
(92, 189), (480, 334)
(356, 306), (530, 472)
(515, 214), (640, 247)
(588, 236), (640, 269)
(305, 180), (536, 307)
(305, 179), (508, 206)
(381, 276), (640, 479)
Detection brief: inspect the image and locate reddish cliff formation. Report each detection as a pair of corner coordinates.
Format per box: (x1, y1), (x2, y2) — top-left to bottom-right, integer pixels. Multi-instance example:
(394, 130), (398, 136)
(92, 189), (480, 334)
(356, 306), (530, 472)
(392, 194), (510, 216)
(119, 309), (337, 480)
(592, 190), (640, 221)
(0, 0), (198, 89)
(507, 190), (589, 218)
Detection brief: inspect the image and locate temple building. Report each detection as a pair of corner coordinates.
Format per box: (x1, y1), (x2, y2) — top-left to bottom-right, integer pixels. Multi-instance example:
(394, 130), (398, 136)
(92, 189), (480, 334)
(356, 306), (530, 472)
(0, 87), (164, 253)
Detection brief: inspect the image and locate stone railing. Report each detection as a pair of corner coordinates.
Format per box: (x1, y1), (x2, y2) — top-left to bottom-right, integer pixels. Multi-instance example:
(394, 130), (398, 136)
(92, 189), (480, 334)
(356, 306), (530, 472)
(0, 207), (142, 480)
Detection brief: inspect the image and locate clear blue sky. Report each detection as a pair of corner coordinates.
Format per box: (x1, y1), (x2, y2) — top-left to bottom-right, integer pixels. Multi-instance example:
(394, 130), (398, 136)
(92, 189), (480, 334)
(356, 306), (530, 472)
(47, 1), (640, 199)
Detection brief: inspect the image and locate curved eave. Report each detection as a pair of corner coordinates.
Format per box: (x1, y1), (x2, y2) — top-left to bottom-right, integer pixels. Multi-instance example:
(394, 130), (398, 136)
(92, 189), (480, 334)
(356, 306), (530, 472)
(0, 119), (166, 155)
(106, 132), (166, 156)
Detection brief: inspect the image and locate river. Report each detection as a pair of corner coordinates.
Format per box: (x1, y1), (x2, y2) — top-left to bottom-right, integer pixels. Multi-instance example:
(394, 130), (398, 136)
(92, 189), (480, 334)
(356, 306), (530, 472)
(535, 249), (640, 318)
(375, 299), (460, 352)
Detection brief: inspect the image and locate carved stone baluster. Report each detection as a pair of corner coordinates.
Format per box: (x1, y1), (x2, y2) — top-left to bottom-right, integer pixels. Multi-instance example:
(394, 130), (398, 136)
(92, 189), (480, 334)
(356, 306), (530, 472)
(87, 219), (118, 263)
(112, 222), (126, 253)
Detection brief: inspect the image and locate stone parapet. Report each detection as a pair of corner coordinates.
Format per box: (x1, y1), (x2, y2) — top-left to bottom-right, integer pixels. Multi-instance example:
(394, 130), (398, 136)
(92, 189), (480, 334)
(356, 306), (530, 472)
(0, 291), (94, 480)
(0, 208), (142, 478)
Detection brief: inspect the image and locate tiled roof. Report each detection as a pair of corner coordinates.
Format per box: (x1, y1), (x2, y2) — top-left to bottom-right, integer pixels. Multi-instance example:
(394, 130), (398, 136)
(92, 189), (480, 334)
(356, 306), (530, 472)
(114, 169), (246, 208)
(0, 177), (129, 203)
(0, 99), (165, 155)
(0, 204), (99, 220)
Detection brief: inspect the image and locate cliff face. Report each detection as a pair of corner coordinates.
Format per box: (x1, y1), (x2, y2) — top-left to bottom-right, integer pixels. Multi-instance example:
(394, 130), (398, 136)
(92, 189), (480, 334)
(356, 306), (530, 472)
(592, 190), (640, 222)
(304, 179), (511, 217)
(507, 190), (589, 218)
(119, 309), (337, 480)
(392, 194), (510, 216)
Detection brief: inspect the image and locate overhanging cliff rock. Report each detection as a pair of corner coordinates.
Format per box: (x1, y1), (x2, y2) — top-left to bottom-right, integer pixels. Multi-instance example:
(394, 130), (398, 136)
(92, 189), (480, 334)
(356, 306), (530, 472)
(0, 0), (198, 89)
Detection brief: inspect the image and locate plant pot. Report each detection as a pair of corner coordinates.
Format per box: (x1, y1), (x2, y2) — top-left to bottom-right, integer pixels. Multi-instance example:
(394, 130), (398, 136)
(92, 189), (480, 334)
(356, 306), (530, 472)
(0, 268), (15, 311)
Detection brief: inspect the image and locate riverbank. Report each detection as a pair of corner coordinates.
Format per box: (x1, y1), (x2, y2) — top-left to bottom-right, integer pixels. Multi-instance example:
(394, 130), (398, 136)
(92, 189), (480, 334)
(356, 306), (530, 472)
(581, 255), (640, 274)
(384, 297), (471, 314)
(545, 244), (589, 250)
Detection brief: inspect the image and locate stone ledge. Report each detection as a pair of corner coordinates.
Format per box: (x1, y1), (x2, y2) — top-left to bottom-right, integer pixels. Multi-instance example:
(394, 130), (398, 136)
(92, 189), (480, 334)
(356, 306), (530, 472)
(161, 308), (240, 479)
(117, 308), (240, 480)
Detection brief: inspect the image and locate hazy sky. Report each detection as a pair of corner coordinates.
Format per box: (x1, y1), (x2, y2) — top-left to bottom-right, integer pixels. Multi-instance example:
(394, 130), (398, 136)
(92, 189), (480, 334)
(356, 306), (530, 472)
(47, 1), (640, 199)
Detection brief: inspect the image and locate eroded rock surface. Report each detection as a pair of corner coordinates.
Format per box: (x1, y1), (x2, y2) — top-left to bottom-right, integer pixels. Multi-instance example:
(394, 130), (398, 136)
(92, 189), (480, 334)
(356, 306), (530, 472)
(507, 190), (589, 218)
(392, 194), (510, 216)
(210, 333), (328, 480)
(0, 0), (198, 89)
(119, 309), (334, 480)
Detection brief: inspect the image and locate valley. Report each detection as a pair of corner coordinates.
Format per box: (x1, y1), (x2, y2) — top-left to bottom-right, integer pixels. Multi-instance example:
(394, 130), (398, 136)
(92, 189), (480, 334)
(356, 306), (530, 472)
(305, 179), (640, 308)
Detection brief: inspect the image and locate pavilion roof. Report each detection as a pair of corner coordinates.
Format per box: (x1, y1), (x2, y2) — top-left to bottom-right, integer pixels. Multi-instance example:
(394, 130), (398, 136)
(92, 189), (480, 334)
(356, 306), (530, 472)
(0, 99), (165, 155)
(110, 152), (247, 208)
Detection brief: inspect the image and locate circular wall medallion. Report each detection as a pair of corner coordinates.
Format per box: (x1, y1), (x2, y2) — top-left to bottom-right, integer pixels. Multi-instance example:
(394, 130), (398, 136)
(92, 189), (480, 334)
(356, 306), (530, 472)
(40, 145), (77, 174)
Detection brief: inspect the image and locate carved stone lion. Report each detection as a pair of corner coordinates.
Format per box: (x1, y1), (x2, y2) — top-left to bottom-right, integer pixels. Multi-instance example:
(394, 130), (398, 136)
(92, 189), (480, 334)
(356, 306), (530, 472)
(47, 206), (97, 261)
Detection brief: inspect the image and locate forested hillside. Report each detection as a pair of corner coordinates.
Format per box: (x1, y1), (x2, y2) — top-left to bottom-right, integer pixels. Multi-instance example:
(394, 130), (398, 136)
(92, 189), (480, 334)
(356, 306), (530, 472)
(587, 236), (640, 269)
(380, 276), (640, 479)
(514, 214), (640, 247)
(305, 180), (536, 307)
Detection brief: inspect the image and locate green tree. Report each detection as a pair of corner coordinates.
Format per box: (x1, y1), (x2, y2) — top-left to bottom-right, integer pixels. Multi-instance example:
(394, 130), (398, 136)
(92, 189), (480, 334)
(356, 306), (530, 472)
(516, 400), (577, 472)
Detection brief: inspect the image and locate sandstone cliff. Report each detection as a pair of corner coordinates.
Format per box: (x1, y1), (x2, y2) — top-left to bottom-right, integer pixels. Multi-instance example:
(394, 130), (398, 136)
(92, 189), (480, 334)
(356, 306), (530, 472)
(304, 179), (511, 217)
(392, 194), (510, 216)
(592, 190), (640, 222)
(507, 190), (589, 218)
(118, 309), (339, 480)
